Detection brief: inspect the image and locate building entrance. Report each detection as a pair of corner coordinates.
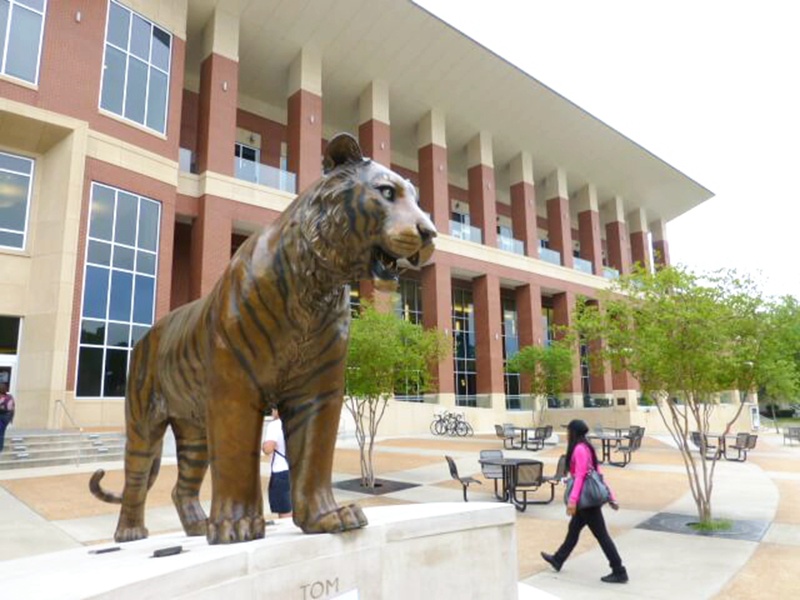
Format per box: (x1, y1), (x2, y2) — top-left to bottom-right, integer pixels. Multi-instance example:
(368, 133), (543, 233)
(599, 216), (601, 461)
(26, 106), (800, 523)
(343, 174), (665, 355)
(0, 355), (17, 396)
(0, 316), (20, 395)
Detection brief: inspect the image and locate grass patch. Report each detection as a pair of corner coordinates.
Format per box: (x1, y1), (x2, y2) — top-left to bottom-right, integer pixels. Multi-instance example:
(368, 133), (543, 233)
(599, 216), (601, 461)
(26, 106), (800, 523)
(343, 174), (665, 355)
(688, 519), (733, 532)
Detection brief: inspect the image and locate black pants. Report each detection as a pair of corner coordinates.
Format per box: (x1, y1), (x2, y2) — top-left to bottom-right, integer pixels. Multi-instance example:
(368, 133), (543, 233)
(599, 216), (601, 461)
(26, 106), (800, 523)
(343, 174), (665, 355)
(554, 505), (624, 572)
(0, 412), (12, 452)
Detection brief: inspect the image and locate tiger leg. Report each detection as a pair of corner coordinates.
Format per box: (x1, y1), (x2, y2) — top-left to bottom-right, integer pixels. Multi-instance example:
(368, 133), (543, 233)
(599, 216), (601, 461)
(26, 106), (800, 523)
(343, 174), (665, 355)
(206, 385), (265, 544)
(170, 419), (209, 536)
(284, 359), (368, 534)
(114, 422), (166, 542)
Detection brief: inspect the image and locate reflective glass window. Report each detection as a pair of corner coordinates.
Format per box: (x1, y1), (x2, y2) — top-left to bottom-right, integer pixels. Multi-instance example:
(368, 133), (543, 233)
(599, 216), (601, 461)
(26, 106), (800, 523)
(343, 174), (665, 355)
(99, 1), (171, 133)
(0, 151), (34, 250)
(112, 245), (135, 270)
(87, 240), (112, 266)
(76, 347), (103, 396)
(77, 183), (161, 397)
(452, 287), (477, 406)
(0, 0), (46, 84)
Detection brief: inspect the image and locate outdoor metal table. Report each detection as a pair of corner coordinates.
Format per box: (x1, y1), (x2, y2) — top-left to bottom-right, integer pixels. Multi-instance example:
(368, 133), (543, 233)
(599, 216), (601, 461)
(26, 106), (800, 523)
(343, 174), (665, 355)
(587, 432), (625, 463)
(478, 457), (542, 505)
(706, 432), (728, 459)
(512, 427), (538, 451)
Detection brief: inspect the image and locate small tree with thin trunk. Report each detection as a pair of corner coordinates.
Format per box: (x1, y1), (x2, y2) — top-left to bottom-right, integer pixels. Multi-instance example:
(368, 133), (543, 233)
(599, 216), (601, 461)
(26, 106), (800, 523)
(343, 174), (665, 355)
(507, 338), (575, 425)
(345, 302), (450, 488)
(575, 266), (791, 525)
(757, 295), (800, 431)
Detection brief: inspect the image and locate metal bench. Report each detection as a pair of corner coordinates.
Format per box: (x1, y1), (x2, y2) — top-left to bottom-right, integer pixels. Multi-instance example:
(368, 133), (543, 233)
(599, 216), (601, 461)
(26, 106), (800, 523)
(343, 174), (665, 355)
(479, 449), (505, 499)
(612, 429), (644, 467)
(511, 461), (552, 511)
(445, 455), (481, 502)
(690, 431), (721, 460)
(783, 427), (800, 446)
(724, 433), (757, 462)
(528, 425), (552, 451)
(494, 424), (519, 450)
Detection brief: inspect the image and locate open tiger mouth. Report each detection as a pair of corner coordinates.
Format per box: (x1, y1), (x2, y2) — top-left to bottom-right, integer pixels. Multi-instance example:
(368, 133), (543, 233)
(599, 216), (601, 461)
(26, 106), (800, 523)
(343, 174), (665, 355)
(370, 247), (400, 282)
(369, 246), (424, 282)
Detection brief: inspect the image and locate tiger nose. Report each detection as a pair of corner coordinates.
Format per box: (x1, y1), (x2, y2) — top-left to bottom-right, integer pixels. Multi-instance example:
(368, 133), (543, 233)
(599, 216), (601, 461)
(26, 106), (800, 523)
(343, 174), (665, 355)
(417, 220), (437, 244)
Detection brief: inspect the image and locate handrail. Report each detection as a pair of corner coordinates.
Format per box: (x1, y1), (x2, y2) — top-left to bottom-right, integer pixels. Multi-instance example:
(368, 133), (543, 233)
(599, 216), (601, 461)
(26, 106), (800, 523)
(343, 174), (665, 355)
(55, 399), (83, 467)
(55, 399), (83, 432)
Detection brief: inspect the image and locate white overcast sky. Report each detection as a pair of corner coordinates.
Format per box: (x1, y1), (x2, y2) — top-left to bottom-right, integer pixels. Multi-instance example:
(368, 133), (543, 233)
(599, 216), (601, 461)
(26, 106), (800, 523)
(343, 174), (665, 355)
(415, 0), (800, 300)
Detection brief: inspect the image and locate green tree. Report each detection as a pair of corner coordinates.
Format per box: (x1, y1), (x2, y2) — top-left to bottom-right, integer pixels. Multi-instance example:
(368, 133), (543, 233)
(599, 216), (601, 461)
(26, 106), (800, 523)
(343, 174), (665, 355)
(507, 338), (575, 424)
(345, 302), (450, 488)
(757, 295), (800, 428)
(575, 266), (792, 525)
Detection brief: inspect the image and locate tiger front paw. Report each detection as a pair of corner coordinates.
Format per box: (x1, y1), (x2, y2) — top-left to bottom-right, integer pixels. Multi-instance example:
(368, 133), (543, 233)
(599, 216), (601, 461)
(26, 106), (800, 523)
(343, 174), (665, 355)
(299, 503), (368, 534)
(114, 525), (149, 543)
(206, 515), (265, 545)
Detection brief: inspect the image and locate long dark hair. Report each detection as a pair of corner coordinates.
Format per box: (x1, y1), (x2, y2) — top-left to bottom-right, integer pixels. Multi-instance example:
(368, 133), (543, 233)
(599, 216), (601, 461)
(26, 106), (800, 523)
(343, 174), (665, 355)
(564, 419), (598, 470)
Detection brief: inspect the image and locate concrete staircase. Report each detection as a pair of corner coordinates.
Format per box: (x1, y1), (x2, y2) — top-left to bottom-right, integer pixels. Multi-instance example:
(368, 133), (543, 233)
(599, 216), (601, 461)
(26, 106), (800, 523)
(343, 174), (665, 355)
(0, 430), (126, 470)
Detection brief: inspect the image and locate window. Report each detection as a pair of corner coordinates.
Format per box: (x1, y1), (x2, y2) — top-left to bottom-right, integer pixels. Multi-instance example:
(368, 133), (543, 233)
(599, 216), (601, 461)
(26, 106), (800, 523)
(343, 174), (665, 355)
(502, 298), (521, 410)
(100, 0), (171, 133)
(394, 277), (423, 401)
(347, 282), (361, 318)
(0, 316), (20, 354)
(0, 151), (34, 250)
(580, 339), (592, 402)
(279, 142), (288, 172)
(394, 277), (422, 325)
(76, 183), (160, 397)
(450, 211), (469, 225)
(0, 0), (46, 84)
(234, 142), (260, 183)
(452, 287), (476, 406)
(541, 305), (554, 346)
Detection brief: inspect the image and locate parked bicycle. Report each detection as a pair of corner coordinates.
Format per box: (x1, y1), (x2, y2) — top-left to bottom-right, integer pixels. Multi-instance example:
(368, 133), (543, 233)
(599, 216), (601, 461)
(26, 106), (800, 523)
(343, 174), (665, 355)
(430, 410), (474, 437)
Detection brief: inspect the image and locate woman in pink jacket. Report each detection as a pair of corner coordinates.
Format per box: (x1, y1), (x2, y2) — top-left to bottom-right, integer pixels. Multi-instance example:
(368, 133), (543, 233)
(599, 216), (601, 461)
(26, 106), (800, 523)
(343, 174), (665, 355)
(540, 419), (628, 583)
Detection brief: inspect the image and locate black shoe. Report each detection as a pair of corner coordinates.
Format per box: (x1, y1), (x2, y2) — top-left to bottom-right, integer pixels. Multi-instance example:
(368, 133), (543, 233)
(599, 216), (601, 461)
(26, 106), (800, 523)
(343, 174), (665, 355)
(540, 552), (562, 572)
(601, 569), (629, 584)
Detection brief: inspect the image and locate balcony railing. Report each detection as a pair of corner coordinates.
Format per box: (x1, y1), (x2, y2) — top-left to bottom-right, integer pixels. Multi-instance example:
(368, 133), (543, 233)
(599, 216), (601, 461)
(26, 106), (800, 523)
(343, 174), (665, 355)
(603, 266), (620, 280)
(538, 246), (561, 266)
(179, 150), (297, 194)
(573, 256), (594, 274)
(234, 157), (297, 193)
(449, 220), (483, 244)
(178, 148), (196, 174)
(497, 235), (525, 255)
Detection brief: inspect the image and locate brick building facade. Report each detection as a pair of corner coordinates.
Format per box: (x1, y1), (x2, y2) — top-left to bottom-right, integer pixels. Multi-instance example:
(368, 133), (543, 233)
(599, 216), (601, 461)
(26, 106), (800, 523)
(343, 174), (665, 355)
(0, 0), (711, 432)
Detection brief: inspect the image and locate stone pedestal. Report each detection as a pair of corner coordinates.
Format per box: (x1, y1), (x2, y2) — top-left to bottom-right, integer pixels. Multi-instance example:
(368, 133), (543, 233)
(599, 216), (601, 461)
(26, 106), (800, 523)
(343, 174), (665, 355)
(0, 503), (517, 600)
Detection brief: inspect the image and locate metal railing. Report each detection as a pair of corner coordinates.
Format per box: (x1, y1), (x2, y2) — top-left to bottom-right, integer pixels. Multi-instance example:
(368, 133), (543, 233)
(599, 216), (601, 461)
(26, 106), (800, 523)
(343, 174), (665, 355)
(449, 221), (483, 244)
(54, 399), (84, 466)
(573, 257), (594, 274)
(234, 157), (297, 193)
(497, 235), (525, 255)
(178, 147), (196, 173)
(538, 246), (561, 265)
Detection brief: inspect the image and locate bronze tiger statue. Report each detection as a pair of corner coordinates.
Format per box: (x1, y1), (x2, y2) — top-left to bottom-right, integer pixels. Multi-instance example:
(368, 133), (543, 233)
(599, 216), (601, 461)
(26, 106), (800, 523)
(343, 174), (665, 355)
(89, 133), (436, 544)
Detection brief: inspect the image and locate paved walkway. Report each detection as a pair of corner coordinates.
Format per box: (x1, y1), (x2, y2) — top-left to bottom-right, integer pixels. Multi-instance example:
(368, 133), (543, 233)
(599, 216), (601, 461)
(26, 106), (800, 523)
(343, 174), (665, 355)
(0, 429), (798, 599)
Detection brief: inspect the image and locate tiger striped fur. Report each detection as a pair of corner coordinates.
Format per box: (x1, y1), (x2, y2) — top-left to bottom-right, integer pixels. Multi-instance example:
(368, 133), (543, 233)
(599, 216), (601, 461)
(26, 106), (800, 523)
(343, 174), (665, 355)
(89, 133), (437, 544)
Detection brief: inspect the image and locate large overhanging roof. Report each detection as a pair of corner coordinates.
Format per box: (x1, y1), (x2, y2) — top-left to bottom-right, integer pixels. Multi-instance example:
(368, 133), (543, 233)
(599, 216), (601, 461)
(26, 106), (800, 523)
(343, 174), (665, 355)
(186, 0), (712, 222)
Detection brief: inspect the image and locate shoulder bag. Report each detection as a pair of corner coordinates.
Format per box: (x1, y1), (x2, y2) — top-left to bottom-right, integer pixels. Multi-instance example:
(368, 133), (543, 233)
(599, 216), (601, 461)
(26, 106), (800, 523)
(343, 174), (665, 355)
(563, 469), (610, 509)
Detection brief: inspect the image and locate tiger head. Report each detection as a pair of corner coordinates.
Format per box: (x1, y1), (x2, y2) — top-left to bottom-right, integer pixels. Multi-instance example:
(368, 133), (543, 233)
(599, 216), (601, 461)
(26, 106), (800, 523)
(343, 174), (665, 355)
(299, 133), (437, 292)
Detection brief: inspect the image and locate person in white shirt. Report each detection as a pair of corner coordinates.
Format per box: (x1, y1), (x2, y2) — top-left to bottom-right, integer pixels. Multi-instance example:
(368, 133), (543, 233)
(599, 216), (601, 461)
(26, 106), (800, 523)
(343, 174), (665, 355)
(262, 404), (292, 518)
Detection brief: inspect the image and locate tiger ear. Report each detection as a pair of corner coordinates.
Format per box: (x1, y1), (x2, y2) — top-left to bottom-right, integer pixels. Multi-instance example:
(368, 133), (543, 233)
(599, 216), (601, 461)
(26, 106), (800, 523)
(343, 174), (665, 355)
(323, 133), (363, 173)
